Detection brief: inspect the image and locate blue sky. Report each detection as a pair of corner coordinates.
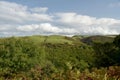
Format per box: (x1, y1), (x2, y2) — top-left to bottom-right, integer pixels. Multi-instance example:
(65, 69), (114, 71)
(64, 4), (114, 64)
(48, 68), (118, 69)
(5, 0), (120, 19)
(0, 0), (120, 36)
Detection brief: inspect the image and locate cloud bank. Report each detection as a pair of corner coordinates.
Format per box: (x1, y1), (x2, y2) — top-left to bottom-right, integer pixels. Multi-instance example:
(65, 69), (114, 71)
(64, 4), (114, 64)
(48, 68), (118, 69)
(0, 1), (120, 37)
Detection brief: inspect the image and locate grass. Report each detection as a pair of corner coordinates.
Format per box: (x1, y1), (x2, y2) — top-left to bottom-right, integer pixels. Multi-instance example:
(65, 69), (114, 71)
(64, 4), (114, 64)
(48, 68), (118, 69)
(46, 35), (73, 44)
(1, 35), (115, 45)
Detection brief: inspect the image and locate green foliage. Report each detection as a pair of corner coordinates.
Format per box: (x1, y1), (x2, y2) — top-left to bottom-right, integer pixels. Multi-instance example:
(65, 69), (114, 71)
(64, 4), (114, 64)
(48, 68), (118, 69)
(0, 35), (120, 79)
(113, 34), (120, 48)
(0, 37), (42, 76)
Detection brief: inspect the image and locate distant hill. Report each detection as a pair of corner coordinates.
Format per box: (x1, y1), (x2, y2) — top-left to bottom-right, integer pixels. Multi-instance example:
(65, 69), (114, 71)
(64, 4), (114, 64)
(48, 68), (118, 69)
(17, 35), (85, 45)
(80, 35), (115, 45)
(0, 35), (116, 45)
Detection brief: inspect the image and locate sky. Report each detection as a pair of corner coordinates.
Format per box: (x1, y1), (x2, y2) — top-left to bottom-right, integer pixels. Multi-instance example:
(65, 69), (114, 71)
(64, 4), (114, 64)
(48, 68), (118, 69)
(0, 0), (120, 37)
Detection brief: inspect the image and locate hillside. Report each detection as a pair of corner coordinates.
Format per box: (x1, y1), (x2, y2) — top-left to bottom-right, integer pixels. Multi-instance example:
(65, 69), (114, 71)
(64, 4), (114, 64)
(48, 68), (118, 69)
(80, 35), (115, 45)
(0, 35), (120, 80)
(16, 35), (115, 44)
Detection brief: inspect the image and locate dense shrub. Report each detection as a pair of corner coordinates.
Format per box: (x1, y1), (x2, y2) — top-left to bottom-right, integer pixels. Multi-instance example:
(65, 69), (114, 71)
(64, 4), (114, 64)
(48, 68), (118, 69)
(0, 35), (120, 79)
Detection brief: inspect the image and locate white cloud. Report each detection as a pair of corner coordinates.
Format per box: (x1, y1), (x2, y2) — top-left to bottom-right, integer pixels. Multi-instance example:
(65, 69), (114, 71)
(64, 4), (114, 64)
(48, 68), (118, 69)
(82, 26), (118, 35)
(0, 1), (52, 24)
(56, 13), (96, 26)
(17, 23), (77, 34)
(96, 18), (119, 25)
(0, 1), (120, 37)
(30, 7), (48, 13)
(56, 12), (120, 35)
(38, 23), (62, 33)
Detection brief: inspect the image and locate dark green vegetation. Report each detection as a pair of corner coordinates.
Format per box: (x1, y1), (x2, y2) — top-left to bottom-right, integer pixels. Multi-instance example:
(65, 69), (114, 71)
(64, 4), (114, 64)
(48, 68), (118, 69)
(0, 35), (120, 80)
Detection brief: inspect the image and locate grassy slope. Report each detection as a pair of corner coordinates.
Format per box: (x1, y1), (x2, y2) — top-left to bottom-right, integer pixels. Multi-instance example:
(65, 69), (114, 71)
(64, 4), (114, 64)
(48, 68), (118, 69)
(0, 35), (115, 45)
(22, 35), (83, 45)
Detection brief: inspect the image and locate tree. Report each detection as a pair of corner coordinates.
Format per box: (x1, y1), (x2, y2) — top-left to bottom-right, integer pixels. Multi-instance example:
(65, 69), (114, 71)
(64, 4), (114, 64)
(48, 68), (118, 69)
(113, 35), (120, 48)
